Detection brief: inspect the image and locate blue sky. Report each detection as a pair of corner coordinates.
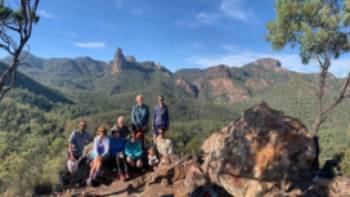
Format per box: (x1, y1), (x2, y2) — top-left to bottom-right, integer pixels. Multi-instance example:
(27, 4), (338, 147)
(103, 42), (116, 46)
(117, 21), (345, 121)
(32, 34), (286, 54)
(20, 0), (350, 76)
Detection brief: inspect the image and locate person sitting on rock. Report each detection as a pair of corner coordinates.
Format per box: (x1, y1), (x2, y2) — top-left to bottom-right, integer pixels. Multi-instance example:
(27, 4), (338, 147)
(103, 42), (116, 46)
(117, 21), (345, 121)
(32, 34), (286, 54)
(155, 129), (174, 165)
(68, 121), (93, 162)
(110, 127), (129, 181)
(110, 116), (130, 139)
(147, 146), (159, 171)
(67, 120), (93, 173)
(152, 95), (169, 141)
(87, 126), (110, 184)
(125, 133), (144, 169)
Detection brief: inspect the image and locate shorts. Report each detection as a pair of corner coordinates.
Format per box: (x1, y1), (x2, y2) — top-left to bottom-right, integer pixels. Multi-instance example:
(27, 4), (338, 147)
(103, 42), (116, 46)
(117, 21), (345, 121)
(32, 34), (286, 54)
(90, 151), (108, 160)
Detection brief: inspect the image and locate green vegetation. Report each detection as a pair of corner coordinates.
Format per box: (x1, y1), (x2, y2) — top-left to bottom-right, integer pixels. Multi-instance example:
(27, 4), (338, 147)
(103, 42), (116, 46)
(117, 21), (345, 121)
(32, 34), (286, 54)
(0, 52), (349, 196)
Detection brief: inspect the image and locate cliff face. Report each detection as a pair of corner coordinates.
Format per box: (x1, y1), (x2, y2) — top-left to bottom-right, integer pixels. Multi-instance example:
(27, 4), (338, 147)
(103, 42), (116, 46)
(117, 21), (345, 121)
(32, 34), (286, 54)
(176, 77), (199, 97)
(111, 48), (127, 75)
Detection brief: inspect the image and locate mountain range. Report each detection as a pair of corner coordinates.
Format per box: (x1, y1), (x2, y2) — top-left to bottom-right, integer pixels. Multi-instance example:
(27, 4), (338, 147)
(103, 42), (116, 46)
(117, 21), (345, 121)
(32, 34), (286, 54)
(3, 48), (344, 106)
(0, 47), (349, 195)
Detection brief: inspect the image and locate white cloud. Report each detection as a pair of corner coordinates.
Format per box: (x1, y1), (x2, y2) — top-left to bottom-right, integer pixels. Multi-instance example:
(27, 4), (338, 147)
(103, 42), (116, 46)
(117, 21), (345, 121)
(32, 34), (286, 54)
(187, 49), (350, 78)
(175, 0), (257, 28)
(72, 41), (106, 49)
(221, 44), (238, 52)
(115, 0), (123, 8)
(114, 0), (143, 16)
(38, 9), (54, 19)
(174, 18), (198, 28)
(174, 42), (206, 54)
(195, 12), (221, 25)
(220, 0), (256, 23)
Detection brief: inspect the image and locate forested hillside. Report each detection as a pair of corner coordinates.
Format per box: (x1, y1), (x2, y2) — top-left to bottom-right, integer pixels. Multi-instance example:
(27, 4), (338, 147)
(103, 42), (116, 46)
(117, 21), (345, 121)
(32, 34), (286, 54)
(0, 48), (349, 195)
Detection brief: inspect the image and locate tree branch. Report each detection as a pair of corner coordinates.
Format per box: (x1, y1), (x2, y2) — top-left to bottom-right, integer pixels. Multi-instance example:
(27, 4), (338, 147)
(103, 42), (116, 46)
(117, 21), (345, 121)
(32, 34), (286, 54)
(0, 68), (16, 100)
(312, 53), (330, 134)
(322, 72), (350, 116)
(0, 0), (40, 100)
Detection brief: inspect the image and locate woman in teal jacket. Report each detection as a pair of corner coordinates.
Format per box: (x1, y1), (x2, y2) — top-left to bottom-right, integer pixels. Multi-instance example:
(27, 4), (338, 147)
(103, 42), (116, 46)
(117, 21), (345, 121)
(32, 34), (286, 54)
(125, 133), (143, 168)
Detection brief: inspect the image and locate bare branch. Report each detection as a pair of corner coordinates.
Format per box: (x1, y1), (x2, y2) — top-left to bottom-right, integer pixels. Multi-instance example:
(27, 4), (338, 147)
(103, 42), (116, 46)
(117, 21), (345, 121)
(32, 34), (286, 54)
(0, 0), (40, 100)
(322, 72), (350, 116)
(4, 23), (20, 32)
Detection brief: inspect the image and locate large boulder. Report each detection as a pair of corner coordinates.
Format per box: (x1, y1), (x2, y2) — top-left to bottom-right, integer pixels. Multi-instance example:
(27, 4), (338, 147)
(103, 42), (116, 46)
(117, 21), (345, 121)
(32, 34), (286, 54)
(201, 102), (316, 197)
(305, 176), (350, 197)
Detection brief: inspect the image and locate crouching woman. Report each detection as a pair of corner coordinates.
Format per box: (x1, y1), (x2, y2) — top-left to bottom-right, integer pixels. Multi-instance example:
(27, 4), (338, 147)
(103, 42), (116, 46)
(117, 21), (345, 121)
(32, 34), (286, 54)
(125, 133), (144, 169)
(87, 126), (110, 184)
(110, 129), (129, 181)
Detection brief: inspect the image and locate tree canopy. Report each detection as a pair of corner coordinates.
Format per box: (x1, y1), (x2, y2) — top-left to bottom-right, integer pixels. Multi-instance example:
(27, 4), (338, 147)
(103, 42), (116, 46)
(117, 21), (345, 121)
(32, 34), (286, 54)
(267, 0), (350, 64)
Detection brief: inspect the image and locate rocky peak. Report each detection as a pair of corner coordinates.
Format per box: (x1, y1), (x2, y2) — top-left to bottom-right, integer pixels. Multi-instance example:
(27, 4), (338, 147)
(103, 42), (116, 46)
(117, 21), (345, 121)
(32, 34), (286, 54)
(206, 64), (231, 78)
(111, 47), (127, 75)
(254, 58), (281, 68)
(155, 62), (162, 69)
(125, 55), (136, 63)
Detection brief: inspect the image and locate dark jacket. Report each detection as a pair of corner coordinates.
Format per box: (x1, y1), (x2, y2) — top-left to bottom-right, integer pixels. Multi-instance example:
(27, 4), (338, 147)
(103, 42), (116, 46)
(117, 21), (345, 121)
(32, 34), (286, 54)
(109, 136), (126, 156)
(110, 125), (130, 139)
(152, 104), (169, 130)
(131, 104), (149, 130)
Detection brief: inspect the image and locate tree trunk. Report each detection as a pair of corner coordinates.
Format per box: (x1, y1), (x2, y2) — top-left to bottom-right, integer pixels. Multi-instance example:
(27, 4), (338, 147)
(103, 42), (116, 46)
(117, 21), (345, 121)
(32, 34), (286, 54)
(311, 135), (320, 170)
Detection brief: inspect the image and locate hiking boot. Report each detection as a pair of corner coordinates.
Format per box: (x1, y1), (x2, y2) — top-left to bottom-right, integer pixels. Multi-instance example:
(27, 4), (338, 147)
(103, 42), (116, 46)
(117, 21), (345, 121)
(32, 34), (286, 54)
(125, 173), (130, 180)
(86, 178), (92, 186)
(120, 174), (126, 181)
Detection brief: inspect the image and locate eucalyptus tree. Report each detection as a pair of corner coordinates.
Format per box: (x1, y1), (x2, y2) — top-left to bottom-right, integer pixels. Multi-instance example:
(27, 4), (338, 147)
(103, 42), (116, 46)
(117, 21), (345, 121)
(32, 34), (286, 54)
(267, 0), (350, 168)
(0, 0), (40, 100)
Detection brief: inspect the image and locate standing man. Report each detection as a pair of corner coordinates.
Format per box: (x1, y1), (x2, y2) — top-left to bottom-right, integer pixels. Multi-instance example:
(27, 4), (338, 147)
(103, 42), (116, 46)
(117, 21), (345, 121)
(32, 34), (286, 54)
(131, 95), (149, 148)
(68, 120), (93, 161)
(152, 95), (169, 140)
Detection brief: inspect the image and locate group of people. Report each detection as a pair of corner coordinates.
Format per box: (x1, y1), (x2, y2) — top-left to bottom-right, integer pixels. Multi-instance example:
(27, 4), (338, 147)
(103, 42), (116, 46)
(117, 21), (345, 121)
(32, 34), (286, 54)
(67, 95), (174, 184)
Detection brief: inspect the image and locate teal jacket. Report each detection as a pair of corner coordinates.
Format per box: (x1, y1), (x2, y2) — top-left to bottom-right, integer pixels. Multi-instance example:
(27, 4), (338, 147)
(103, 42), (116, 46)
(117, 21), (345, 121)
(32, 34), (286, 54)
(131, 104), (149, 130)
(125, 139), (143, 160)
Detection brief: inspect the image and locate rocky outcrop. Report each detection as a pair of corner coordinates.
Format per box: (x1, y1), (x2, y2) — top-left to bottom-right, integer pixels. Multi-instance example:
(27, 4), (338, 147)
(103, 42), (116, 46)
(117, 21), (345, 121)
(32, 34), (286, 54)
(306, 176), (350, 197)
(190, 65), (250, 104)
(206, 65), (231, 78)
(201, 102), (316, 197)
(253, 58), (288, 73)
(125, 55), (136, 63)
(58, 103), (350, 197)
(63, 156), (228, 197)
(254, 58), (281, 68)
(176, 77), (199, 97)
(111, 48), (127, 75)
(208, 78), (249, 103)
(244, 78), (270, 91)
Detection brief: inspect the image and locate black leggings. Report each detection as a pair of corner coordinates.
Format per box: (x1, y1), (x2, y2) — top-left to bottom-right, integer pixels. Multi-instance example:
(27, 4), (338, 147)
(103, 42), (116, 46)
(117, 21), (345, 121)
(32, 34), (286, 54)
(116, 154), (128, 176)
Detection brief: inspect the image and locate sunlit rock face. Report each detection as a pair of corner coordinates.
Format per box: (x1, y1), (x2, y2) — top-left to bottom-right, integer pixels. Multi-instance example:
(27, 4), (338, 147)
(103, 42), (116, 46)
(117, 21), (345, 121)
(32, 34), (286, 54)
(202, 102), (316, 197)
(111, 47), (127, 75)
